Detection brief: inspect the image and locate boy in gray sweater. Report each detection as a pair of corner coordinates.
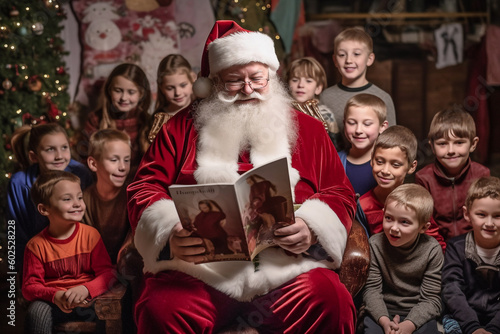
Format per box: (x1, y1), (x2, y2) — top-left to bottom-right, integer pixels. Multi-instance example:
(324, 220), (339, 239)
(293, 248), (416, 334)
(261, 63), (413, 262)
(363, 184), (443, 334)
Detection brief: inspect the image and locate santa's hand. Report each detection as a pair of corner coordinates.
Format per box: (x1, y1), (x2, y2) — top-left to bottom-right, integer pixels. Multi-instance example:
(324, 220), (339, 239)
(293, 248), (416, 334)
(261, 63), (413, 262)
(273, 218), (315, 254)
(170, 222), (207, 263)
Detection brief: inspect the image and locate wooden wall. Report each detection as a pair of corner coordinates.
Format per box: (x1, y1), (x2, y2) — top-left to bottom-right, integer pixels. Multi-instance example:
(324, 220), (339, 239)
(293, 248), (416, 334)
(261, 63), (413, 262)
(367, 59), (469, 142)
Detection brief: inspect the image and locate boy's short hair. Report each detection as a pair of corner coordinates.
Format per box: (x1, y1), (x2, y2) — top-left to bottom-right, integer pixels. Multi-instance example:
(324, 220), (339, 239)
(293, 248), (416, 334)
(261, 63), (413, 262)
(344, 93), (387, 124)
(334, 27), (373, 53)
(465, 176), (500, 210)
(285, 57), (327, 90)
(88, 129), (131, 161)
(373, 125), (418, 165)
(31, 170), (81, 206)
(385, 184), (434, 225)
(428, 105), (477, 143)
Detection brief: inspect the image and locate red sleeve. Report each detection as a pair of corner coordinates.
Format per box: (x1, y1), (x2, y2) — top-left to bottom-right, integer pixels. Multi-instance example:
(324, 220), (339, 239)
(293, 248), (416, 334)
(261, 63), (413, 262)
(292, 112), (356, 231)
(22, 248), (60, 303)
(426, 217), (446, 252)
(83, 237), (116, 299)
(127, 110), (194, 231)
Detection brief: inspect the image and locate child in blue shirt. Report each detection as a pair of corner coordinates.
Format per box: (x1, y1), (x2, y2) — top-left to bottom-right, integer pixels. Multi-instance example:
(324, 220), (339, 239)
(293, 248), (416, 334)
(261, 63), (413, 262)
(8, 123), (92, 269)
(339, 93), (388, 197)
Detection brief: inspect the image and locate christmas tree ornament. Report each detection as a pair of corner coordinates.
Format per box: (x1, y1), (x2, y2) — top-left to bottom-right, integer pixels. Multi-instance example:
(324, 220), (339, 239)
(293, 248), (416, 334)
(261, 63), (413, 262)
(10, 7), (19, 17)
(18, 26), (28, 36)
(2, 78), (13, 90)
(32, 22), (44, 35)
(28, 76), (42, 91)
(56, 66), (65, 75)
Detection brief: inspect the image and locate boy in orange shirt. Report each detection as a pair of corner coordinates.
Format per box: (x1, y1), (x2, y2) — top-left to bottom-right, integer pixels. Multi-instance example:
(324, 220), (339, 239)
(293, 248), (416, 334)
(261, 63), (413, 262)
(23, 171), (114, 332)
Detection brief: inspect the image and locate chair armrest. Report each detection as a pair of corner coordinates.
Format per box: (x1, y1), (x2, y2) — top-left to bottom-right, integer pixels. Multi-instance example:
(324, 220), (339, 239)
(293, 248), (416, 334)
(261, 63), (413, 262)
(338, 219), (370, 297)
(94, 283), (126, 321)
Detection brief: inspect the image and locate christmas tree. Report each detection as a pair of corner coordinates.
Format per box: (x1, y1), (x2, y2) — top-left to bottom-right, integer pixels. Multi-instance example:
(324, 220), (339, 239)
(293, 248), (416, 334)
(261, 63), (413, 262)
(0, 1), (70, 231)
(216, 0), (285, 61)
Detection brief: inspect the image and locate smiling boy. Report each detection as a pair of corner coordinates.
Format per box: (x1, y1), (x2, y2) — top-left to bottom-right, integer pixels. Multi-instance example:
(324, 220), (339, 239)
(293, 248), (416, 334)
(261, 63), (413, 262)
(363, 184), (443, 334)
(22, 171), (114, 332)
(416, 106), (490, 241)
(83, 129), (132, 264)
(320, 27), (396, 141)
(339, 93), (388, 196)
(442, 176), (500, 334)
(359, 125), (446, 250)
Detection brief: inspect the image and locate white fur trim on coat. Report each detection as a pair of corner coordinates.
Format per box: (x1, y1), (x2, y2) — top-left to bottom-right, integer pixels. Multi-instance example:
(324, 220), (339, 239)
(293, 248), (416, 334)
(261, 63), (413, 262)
(208, 32), (280, 77)
(294, 199), (348, 269)
(134, 199), (179, 274)
(134, 198), (344, 301)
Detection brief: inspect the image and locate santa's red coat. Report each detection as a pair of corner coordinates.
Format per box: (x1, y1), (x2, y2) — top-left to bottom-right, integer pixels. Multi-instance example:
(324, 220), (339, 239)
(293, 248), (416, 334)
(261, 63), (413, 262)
(127, 106), (356, 301)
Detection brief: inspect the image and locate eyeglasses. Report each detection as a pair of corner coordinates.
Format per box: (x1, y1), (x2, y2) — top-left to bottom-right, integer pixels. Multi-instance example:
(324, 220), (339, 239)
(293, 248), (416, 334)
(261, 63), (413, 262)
(224, 78), (269, 92)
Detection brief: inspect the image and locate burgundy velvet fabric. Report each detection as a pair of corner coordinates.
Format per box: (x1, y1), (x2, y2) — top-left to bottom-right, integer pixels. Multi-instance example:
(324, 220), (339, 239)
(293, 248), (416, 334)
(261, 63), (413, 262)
(135, 268), (355, 334)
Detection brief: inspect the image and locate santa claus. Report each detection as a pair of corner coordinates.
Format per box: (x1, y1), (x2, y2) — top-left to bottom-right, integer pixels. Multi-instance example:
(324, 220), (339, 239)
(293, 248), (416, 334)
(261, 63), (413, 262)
(127, 20), (357, 333)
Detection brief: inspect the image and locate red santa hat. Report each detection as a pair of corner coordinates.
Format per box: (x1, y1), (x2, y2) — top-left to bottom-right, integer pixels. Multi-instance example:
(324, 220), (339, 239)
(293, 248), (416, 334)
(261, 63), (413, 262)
(193, 20), (280, 98)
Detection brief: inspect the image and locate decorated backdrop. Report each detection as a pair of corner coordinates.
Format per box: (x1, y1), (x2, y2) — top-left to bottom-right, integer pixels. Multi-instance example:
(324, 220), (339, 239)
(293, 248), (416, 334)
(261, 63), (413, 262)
(70, 0), (214, 112)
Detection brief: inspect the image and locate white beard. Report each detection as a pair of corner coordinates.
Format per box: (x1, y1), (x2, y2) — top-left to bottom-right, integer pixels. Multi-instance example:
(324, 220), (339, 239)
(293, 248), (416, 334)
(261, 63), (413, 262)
(193, 74), (300, 190)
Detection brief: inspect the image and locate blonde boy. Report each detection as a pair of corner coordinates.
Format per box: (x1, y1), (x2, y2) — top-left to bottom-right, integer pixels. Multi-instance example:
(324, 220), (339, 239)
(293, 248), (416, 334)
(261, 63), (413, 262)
(23, 171), (114, 332)
(363, 184), (443, 334)
(286, 57), (340, 148)
(83, 129), (132, 264)
(339, 93), (388, 196)
(442, 176), (500, 334)
(320, 27), (396, 138)
(359, 125), (446, 249)
(415, 106), (490, 241)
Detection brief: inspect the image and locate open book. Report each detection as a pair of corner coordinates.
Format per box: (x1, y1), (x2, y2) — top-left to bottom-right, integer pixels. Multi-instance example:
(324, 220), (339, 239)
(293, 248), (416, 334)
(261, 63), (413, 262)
(169, 157), (295, 263)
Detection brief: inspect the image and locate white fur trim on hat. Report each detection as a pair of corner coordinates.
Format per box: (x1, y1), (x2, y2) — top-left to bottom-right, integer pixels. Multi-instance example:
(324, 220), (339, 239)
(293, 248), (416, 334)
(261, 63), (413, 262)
(208, 31), (280, 76)
(192, 76), (213, 99)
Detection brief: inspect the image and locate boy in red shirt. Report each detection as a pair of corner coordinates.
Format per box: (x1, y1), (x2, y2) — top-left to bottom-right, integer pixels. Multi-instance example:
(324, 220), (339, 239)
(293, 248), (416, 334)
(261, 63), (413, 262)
(416, 106), (490, 241)
(359, 125), (446, 251)
(23, 171), (115, 332)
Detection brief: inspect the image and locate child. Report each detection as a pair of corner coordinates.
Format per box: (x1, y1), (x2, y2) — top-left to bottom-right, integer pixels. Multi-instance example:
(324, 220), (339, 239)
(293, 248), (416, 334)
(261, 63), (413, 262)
(286, 57), (341, 148)
(8, 123), (93, 269)
(339, 93), (388, 196)
(363, 183), (443, 334)
(320, 27), (396, 141)
(359, 125), (446, 250)
(23, 171), (115, 332)
(441, 176), (500, 334)
(83, 129), (132, 264)
(416, 106), (490, 242)
(82, 63), (151, 168)
(148, 54), (196, 143)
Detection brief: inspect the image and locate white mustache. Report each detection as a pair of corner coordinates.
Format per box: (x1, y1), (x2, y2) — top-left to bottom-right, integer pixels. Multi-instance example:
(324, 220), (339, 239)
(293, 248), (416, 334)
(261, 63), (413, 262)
(217, 90), (269, 103)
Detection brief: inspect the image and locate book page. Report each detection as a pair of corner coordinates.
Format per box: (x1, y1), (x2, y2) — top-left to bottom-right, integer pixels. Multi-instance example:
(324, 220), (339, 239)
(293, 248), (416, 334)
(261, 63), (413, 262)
(234, 157), (295, 259)
(169, 184), (250, 262)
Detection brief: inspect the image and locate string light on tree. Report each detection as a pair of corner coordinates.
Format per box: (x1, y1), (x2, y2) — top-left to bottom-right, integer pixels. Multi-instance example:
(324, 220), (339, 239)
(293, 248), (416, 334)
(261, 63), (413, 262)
(0, 0), (70, 234)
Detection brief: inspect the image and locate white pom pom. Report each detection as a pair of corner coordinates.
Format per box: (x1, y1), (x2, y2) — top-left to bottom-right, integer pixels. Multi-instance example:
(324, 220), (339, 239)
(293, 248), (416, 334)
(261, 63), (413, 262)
(193, 77), (213, 99)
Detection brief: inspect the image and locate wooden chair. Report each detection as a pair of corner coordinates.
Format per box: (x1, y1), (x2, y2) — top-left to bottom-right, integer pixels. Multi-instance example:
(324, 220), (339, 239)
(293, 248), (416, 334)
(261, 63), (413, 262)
(338, 219), (370, 297)
(54, 282), (127, 334)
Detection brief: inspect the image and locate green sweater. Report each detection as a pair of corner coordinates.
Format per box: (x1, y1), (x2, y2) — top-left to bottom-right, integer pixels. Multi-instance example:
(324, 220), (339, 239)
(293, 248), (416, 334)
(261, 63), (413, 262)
(363, 232), (443, 329)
